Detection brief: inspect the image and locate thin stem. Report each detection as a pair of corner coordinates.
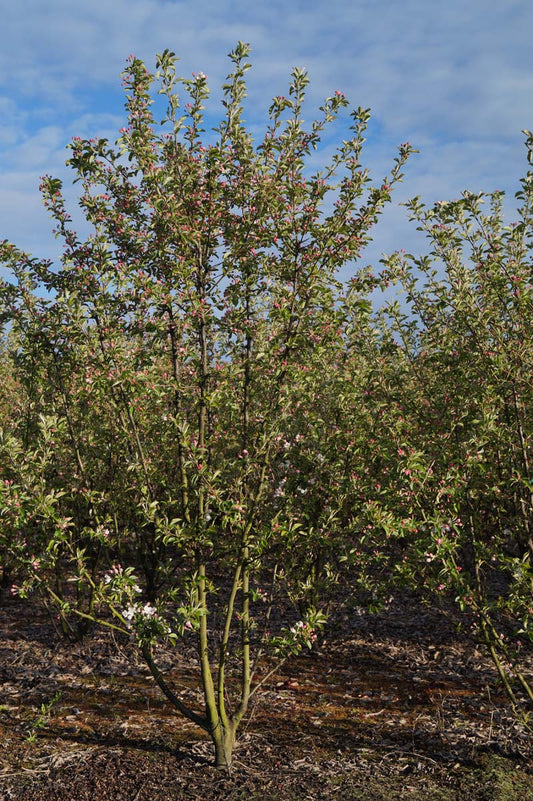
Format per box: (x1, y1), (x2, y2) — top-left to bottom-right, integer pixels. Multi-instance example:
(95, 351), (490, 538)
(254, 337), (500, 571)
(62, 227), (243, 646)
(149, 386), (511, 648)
(141, 642), (208, 729)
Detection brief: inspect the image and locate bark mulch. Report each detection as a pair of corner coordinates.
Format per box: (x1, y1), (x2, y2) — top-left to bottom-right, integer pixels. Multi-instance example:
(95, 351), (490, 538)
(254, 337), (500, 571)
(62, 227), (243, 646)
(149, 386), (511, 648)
(1, 593), (531, 800)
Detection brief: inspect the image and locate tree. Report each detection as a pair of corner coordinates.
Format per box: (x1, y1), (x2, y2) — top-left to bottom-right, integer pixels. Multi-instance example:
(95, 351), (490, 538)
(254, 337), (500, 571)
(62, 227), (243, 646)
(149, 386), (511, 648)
(370, 138), (533, 720)
(0, 43), (413, 768)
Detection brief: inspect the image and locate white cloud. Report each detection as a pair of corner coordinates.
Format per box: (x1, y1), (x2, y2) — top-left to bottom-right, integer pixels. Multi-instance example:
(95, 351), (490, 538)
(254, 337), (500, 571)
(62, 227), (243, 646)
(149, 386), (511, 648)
(0, 0), (532, 264)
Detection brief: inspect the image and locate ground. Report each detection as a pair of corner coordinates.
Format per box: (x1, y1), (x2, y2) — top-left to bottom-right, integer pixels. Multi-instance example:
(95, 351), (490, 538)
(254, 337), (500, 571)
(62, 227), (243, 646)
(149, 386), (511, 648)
(0, 592), (531, 800)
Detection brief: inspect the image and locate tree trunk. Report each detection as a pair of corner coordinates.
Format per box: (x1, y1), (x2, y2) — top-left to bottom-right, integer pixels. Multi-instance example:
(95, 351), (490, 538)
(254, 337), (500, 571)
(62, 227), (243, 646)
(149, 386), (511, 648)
(212, 723), (235, 771)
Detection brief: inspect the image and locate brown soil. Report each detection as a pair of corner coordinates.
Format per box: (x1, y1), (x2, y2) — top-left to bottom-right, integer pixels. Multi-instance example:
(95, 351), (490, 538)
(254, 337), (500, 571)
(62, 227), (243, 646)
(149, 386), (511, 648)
(0, 594), (531, 800)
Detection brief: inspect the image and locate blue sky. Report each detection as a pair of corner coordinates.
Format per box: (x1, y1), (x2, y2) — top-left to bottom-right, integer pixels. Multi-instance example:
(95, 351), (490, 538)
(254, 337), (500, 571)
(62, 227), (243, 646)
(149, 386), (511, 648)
(1, 0), (532, 275)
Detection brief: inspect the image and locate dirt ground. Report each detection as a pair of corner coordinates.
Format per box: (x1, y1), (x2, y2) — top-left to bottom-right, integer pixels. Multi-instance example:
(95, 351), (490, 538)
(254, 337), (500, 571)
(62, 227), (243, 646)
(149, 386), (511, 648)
(0, 592), (532, 800)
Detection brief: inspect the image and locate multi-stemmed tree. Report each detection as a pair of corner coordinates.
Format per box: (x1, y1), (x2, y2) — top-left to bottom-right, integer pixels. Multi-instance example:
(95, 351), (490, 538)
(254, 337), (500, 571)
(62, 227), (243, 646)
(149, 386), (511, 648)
(0, 43), (412, 768)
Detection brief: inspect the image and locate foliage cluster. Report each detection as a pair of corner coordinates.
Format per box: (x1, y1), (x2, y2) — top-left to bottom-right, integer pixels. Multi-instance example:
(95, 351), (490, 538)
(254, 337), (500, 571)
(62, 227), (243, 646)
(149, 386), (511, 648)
(0, 45), (531, 768)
